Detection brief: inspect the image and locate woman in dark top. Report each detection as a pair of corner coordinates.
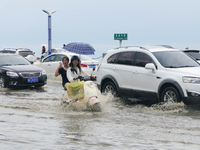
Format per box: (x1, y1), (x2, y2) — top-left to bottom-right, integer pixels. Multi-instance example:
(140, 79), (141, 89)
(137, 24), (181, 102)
(42, 46), (46, 54)
(55, 56), (70, 90)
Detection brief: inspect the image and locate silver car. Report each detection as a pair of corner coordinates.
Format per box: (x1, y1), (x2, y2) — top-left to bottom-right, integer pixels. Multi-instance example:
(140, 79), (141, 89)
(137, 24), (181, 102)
(34, 52), (100, 76)
(41, 48), (67, 59)
(0, 48), (37, 62)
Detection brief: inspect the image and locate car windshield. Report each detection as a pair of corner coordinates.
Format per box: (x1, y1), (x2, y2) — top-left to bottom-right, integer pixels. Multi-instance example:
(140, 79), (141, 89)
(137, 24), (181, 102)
(79, 55), (94, 61)
(153, 51), (199, 68)
(19, 51), (33, 57)
(0, 55), (30, 66)
(185, 51), (200, 60)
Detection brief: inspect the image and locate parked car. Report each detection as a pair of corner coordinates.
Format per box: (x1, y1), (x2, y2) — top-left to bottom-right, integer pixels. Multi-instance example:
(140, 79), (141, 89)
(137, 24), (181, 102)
(0, 54), (47, 88)
(97, 45), (200, 105)
(183, 49), (200, 63)
(0, 48), (37, 62)
(34, 52), (99, 76)
(41, 48), (67, 59)
(0, 48), (16, 54)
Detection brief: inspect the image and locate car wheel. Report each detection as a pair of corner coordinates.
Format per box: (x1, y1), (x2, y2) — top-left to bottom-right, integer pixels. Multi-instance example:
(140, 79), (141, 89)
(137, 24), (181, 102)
(0, 76), (5, 88)
(102, 81), (117, 96)
(160, 87), (180, 103)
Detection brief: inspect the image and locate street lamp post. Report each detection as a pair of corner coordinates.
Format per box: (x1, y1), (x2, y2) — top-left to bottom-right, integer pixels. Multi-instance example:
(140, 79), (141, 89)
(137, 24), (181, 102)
(42, 10), (56, 55)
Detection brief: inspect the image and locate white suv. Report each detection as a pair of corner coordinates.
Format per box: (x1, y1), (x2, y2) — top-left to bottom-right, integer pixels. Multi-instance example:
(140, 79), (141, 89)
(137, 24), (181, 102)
(0, 48), (36, 62)
(97, 45), (200, 105)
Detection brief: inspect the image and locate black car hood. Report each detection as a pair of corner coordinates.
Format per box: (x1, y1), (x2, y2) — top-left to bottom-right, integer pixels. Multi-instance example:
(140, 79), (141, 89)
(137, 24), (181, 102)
(1, 65), (43, 72)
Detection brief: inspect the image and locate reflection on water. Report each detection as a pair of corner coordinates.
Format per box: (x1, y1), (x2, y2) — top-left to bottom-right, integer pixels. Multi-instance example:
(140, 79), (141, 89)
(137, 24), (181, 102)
(0, 80), (200, 149)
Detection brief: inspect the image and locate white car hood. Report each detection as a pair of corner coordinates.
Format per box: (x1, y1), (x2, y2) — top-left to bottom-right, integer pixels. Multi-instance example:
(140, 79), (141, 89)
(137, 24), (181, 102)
(166, 67), (200, 77)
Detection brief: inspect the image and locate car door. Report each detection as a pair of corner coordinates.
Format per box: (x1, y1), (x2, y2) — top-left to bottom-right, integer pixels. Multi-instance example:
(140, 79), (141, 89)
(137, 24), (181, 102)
(132, 51), (158, 99)
(41, 55), (56, 75)
(103, 52), (119, 84)
(114, 52), (136, 95)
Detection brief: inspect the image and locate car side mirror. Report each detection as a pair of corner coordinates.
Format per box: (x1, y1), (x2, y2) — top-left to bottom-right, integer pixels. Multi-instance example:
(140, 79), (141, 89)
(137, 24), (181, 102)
(145, 63), (156, 72)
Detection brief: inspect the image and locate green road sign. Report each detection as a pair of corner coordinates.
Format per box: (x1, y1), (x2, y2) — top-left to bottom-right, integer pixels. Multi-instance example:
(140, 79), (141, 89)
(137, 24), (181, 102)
(114, 33), (128, 40)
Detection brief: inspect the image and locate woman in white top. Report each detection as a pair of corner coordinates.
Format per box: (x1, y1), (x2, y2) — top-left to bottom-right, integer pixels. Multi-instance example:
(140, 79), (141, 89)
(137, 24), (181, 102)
(67, 55), (89, 82)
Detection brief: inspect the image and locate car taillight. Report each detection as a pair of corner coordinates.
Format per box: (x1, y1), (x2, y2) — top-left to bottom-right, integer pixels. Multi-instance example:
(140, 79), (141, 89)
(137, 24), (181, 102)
(81, 64), (87, 67)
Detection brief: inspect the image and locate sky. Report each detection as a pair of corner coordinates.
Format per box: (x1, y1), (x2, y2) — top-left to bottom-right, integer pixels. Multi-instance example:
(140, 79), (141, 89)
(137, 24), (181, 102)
(1, 0), (200, 59)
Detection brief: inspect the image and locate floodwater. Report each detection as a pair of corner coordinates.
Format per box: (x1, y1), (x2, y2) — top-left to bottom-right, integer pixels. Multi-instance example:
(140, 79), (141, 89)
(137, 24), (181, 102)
(1, 78), (200, 150)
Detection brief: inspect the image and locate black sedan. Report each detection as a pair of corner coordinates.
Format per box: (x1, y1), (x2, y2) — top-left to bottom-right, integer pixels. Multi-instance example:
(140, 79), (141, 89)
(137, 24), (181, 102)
(0, 54), (47, 88)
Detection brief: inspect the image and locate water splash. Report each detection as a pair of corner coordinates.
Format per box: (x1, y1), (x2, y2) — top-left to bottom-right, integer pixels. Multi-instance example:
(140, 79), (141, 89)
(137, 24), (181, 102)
(151, 102), (187, 113)
(61, 93), (114, 112)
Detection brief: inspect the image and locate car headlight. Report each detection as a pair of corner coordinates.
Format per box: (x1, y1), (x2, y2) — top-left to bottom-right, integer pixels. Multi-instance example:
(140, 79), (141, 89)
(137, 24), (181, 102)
(183, 76), (200, 84)
(6, 71), (19, 77)
(42, 70), (46, 75)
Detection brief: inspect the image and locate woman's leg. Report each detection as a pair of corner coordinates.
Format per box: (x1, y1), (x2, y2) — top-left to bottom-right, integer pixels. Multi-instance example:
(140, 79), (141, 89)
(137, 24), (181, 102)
(65, 83), (72, 99)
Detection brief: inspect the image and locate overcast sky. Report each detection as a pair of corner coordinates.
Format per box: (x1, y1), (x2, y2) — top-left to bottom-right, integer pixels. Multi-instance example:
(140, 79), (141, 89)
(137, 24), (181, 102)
(1, 0), (200, 58)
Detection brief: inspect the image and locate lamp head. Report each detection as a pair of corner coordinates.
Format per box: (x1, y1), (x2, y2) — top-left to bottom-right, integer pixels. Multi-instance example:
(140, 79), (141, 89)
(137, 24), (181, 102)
(42, 10), (49, 15)
(50, 10), (57, 15)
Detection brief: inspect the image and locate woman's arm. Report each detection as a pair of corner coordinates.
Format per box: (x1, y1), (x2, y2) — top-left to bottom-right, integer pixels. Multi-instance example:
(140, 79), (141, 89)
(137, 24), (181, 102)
(67, 67), (76, 82)
(55, 64), (62, 77)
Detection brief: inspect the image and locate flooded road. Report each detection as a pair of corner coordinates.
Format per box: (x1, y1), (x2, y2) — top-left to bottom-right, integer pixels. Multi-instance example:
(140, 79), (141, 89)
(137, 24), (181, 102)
(0, 78), (200, 150)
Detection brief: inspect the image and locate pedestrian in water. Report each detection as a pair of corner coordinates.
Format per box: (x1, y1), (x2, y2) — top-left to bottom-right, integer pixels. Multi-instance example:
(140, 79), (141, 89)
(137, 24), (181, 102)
(55, 56), (70, 90)
(42, 46), (46, 54)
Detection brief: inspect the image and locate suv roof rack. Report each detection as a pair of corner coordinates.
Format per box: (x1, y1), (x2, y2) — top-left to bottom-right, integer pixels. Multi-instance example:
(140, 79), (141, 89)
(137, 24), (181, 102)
(139, 47), (148, 50)
(158, 45), (174, 49)
(17, 48), (31, 51)
(114, 46), (148, 50)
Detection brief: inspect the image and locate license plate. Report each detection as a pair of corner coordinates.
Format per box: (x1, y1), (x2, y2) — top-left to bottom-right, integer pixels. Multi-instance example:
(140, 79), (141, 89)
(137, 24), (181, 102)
(89, 65), (96, 68)
(28, 78), (38, 83)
